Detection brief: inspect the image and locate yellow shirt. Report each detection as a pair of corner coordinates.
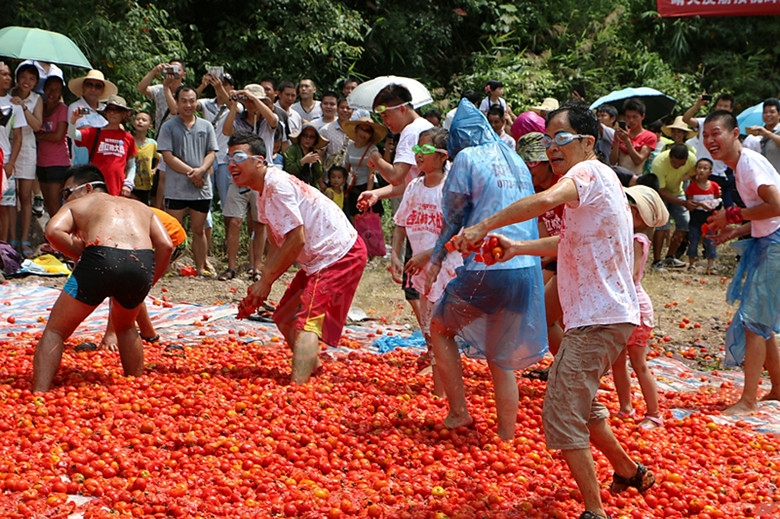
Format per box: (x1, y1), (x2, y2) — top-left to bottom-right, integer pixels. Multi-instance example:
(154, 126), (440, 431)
(325, 188), (344, 209)
(651, 150), (697, 197)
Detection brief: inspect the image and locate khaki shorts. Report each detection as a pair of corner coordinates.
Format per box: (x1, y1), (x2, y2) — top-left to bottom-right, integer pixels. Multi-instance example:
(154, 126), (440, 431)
(222, 182), (258, 222)
(542, 323), (635, 451)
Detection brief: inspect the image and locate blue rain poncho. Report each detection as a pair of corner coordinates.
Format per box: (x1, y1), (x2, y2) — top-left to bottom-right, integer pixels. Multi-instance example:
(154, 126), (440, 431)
(724, 228), (780, 367)
(431, 99), (548, 370)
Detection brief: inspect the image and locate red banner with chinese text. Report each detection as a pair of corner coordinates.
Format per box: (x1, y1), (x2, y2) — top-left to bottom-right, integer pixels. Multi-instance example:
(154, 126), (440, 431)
(658, 0), (780, 17)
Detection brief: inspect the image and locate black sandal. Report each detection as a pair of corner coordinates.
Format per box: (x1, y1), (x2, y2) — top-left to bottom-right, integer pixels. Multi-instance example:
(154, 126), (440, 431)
(141, 334), (160, 343)
(579, 512), (612, 519)
(218, 268), (236, 281)
(522, 368), (549, 381)
(610, 462), (655, 495)
(75, 342), (98, 352)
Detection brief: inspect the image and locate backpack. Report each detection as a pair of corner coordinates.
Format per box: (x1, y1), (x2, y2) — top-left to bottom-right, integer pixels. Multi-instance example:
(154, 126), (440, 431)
(0, 241), (22, 276)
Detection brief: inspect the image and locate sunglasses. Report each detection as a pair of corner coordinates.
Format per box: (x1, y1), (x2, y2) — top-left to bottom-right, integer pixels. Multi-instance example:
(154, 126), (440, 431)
(225, 151), (259, 164)
(412, 144), (447, 155)
(83, 81), (105, 90)
(541, 132), (589, 149)
(62, 181), (105, 201)
(374, 103), (406, 114)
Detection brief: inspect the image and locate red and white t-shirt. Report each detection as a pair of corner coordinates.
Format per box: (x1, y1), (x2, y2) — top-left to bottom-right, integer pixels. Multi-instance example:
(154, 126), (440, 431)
(77, 127), (137, 195)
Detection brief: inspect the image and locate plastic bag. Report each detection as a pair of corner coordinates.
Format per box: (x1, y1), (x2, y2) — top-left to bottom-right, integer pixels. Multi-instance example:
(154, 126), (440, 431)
(0, 241), (21, 276)
(354, 209), (386, 258)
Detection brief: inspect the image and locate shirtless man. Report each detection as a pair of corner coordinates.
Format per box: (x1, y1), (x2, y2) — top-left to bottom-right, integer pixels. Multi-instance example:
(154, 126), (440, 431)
(32, 165), (174, 392)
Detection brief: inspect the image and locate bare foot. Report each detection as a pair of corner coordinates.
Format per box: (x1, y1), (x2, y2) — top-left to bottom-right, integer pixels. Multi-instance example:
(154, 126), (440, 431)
(497, 424), (516, 441)
(722, 400), (758, 416)
(760, 391), (780, 402)
(99, 338), (118, 352)
(443, 412), (473, 430)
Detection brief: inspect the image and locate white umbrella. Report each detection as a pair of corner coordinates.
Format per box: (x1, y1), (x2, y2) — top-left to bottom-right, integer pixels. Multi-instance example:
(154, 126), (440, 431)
(347, 76), (432, 111)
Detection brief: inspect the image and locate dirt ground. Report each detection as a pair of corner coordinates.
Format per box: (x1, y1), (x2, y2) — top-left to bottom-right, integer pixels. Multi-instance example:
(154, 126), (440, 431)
(19, 241), (741, 373)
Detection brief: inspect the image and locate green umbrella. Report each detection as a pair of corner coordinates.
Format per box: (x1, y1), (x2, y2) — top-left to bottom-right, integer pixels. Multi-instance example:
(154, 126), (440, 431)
(0, 26), (92, 69)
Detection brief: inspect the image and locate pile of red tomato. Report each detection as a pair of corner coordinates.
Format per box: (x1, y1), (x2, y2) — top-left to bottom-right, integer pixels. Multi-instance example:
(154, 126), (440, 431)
(0, 328), (778, 518)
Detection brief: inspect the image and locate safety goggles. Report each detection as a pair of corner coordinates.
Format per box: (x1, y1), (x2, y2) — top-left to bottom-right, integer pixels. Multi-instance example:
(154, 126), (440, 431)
(412, 144), (447, 155)
(541, 132), (588, 148)
(225, 151), (259, 164)
(62, 181), (105, 201)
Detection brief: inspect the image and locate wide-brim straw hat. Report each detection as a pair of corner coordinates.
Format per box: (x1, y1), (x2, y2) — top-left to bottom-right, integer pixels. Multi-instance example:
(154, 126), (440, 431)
(290, 122), (329, 150)
(68, 69), (118, 101)
(341, 117), (388, 147)
(662, 115), (696, 140)
(100, 95), (131, 112)
(625, 185), (669, 228)
(530, 97), (559, 115)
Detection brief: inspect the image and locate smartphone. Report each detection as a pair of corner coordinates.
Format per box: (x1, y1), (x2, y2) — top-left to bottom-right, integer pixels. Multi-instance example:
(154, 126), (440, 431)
(702, 94), (713, 102)
(208, 66), (224, 79)
(618, 120), (627, 130)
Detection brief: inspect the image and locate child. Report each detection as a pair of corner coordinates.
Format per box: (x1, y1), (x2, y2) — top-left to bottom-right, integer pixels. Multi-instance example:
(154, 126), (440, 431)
(324, 165), (347, 210)
(612, 185), (669, 430)
(132, 111), (159, 205)
(391, 128), (461, 397)
(68, 95), (137, 197)
(686, 158), (721, 273)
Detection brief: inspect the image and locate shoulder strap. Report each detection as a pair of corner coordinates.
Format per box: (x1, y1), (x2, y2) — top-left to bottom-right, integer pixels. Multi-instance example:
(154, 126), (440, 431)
(212, 104), (228, 129)
(89, 128), (102, 162)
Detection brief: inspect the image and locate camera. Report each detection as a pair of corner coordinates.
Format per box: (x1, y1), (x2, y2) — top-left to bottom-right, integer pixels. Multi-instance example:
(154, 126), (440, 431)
(231, 92), (247, 101)
(78, 107), (90, 116)
(165, 65), (180, 79)
(702, 94), (713, 102)
(207, 66), (224, 79)
(618, 120), (627, 130)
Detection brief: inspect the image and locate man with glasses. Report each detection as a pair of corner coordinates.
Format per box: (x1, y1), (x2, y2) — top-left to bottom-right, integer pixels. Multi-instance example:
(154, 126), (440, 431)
(32, 164), (174, 392)
(454, 103), (654, 519)
(226, 130), (367, 384)
(66, 70), (118, 165)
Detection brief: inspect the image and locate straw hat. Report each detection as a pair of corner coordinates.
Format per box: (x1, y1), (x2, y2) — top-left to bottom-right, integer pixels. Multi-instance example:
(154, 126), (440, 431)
(341, 117), (388, 147)
(662, 116), (696, 140)
(516, 132), (548, 163)
(100, 95), (131, 112)
(68, 70), (118, 100)
(530, 97), (559, 115)
(624, 185), (669, 228)
(290, 122), (329, 150)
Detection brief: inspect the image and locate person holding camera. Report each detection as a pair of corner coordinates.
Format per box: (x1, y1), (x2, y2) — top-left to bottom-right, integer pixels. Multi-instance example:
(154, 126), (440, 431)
(609, 98), (657, 176)
(66, 70), (117, 166)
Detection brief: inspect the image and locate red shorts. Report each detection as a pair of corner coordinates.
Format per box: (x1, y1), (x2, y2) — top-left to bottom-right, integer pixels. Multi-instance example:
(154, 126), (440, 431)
(627, 324), (652, 348)
(274, 237), (367, 346)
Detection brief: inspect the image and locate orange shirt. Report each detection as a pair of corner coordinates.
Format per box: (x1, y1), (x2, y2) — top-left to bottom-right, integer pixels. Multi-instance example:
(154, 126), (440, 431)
(151, 208), (186, 247)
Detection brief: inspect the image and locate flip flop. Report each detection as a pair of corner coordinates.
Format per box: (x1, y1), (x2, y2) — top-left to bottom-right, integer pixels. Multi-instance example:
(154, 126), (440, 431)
(21, 241), (34, 259)
(218, 268), (236, 281)
(141, 334), (160, 343)
(522, 368), (549, 381)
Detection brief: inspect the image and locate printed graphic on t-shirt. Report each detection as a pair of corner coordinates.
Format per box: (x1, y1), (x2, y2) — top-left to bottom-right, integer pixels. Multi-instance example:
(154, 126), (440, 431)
(98, 138), (127, 157)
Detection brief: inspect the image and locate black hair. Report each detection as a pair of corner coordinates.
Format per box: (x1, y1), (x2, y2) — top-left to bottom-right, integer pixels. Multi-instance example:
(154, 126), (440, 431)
(647, 120), (663, 133)
(373, 84), (412, 109)
(487, 104), (505, 119)
(169, 58), (186, 68)
(16, 64), (39, 82)
(764, 98), (780, 112)
(704, 110), (738, 132)
(669, 143), (689, 160)
(486, 79), (503, 91)
(64, 164), (107, 190)
(228, 130), (267, 157)
(572, 83), (586, 99)
(636, 173), (660, 191)
(328, 165), (347, 179)
(596, 104), (618, 119)
(623, 98), (647, 116)
(696, 157), (713, 167)
(321, 91), (339, 102)
(419, 127), (449, 150)
(173, 85), (196, 100)
(221, 73), (235, 87)
(260, 77), (277, 91)
(43, 75), (64, 89)
(715, 93), (734, 109)
(546, 104), (599, 139)
(462, 89), (480, 106)
(277, 80), (296, 93)
(423, 108), (442, 121)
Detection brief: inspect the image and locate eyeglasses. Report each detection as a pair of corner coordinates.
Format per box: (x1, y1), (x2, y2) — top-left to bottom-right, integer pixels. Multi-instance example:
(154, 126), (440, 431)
(541, 132), (589, 148)
(83, 81), (104, 90)
(62, 181), (105, 201)
(225, 151), (259, 164)
(412, 144), (447, 155)
(374, 103), (406, 114)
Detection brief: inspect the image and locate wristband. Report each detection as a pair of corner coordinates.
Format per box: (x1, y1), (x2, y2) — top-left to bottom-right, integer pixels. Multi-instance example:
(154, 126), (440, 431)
(725, 206), (743, 224)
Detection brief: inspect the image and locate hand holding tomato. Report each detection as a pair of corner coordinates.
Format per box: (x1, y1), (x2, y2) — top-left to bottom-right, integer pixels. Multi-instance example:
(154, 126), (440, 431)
(453, 223), (488, 253)
(356, 191), (377, 212)
(706, 209), (728, 234)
